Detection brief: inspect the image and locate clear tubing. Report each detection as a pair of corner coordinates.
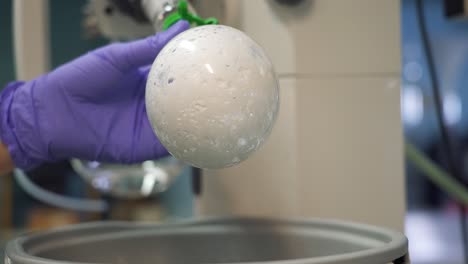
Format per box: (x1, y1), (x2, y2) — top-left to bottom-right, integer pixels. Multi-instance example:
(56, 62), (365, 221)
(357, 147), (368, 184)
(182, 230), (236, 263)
(14, 168), (108, 212)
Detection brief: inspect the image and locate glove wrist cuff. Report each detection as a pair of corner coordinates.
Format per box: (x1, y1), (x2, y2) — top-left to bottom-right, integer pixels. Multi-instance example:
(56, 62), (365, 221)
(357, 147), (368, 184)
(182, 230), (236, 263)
(0, 81), (42, 170)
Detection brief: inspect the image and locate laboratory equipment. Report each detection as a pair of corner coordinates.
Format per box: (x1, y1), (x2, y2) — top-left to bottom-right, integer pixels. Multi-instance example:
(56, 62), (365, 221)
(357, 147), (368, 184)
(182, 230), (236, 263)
(12, 0), (190, 202)
(83, 0), (198, 40)
(196, 0), (405, 232)
(71, 157), (183, 198)
(5, 217), (408, 264)
(146, 24), (279, 169)
(9, 0), (408, 262)
(12, 0), (404, 227)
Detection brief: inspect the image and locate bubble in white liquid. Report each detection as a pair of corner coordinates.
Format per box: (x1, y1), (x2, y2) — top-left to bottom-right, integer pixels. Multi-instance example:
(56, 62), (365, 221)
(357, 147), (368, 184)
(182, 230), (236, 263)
(145, 25), (279, 169)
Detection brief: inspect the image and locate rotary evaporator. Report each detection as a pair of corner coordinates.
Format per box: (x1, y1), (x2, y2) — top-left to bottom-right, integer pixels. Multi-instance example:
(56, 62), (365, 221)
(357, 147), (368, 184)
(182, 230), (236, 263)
(5, 0), (409, 263)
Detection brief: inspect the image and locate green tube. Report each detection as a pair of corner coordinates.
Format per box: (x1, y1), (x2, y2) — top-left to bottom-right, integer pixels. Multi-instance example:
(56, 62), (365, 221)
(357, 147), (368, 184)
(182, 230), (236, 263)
(163, 0), (218, 30)
(405, 142), (468, 204)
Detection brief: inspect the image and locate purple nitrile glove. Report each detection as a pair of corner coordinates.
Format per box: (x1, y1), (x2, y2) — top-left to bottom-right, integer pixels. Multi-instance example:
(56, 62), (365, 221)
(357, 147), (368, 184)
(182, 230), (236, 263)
(0, 20), (190, 170)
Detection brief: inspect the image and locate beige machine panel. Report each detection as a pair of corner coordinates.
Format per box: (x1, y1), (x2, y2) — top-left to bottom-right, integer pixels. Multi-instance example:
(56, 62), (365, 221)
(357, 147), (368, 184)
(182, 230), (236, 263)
(222, 0), (400, 75)
(295, 77), (404, 228)
(198, 0), (405, 231)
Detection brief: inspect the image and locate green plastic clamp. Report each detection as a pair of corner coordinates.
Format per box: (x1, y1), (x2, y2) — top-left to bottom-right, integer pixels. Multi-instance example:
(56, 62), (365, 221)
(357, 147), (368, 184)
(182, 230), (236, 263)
(163, 0), (219, 30)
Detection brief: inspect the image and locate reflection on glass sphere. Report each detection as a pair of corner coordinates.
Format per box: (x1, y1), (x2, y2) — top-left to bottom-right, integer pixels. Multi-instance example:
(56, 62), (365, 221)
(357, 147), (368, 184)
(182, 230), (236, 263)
(71, 157), (184, 199)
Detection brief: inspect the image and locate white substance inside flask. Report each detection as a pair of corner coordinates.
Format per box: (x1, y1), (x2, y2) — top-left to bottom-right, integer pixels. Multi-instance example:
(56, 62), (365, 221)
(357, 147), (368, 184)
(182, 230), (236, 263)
(146, 25), (279, 169)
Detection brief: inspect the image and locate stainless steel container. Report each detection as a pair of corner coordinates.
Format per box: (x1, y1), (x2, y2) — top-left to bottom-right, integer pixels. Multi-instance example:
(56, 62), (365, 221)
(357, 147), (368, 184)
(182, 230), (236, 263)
(5, 218), (408, 264)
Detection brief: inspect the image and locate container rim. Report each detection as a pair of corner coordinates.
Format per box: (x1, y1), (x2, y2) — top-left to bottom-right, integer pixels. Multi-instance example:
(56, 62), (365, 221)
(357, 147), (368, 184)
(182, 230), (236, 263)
(5, 217), (408, 264)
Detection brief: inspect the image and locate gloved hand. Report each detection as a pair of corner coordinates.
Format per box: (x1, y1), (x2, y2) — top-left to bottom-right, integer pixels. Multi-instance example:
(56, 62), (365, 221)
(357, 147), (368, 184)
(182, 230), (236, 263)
(0, 20), (190, 170)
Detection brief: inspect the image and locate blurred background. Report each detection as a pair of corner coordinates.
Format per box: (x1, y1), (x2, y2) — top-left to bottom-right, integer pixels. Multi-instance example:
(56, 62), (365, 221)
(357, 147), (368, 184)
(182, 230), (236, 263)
(403, 0), (468, 263)
(3, 0), (468, 263)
